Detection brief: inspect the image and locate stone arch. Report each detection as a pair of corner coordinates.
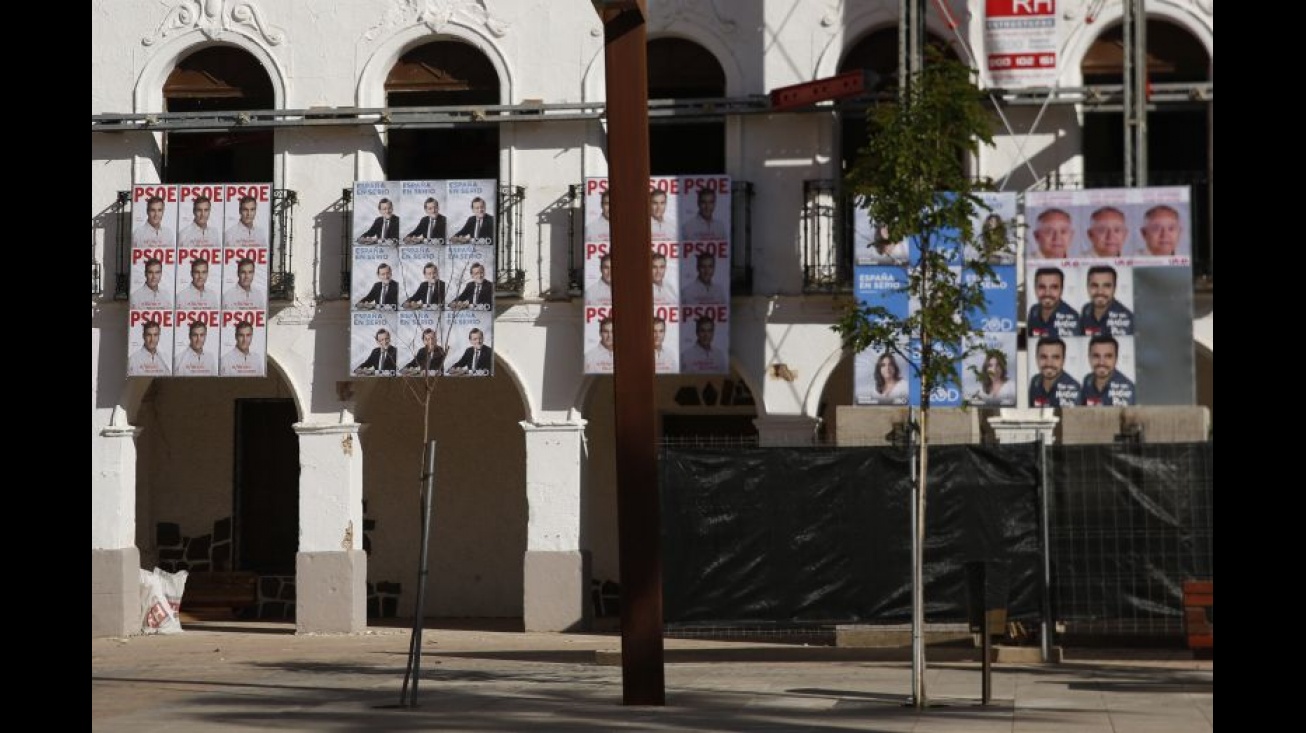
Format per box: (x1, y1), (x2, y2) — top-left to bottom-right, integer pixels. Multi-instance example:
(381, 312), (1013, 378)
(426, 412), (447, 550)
(350, 352), (531, 618)
(813, 9), (961, 83)
(130, 353), (306, 573)
(120, 349), (304, 427)
(131, 36), (284, 183)
(646, 28), (744, 97)
(134, 35), (286, 115)
(355, 27), (512, 181)
(1061, 3), (1212, 87)
(356, 24), (512, 109)
(804, 343), (854, 421)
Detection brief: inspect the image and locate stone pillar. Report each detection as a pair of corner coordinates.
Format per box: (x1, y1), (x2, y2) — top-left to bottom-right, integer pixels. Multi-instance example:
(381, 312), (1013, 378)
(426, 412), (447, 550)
(987, 408), (1059, 444)
(753, 414), (821, 447)
(293, 409), (367, 634)
(520, 417), (590, 632)
(92, 406), (141, 637)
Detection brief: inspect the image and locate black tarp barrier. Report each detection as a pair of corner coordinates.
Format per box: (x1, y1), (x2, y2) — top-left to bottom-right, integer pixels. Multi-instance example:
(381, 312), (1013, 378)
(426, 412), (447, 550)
(1046, 443), (1213, 634)
(661, 444), (1041, 627)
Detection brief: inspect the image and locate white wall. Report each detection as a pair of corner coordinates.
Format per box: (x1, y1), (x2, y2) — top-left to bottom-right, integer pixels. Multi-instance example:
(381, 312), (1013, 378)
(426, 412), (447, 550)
(92, 0), (1213, 616)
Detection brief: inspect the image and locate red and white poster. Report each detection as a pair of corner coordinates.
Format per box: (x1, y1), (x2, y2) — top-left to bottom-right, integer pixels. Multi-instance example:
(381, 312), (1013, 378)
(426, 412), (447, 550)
(582, 175), (732, 375)
(173, 309), (221, 377)
(130, 185), (178, 311)
(219, 310), (267, 378)
(984, 1), (1059, 89)
(127, 309), (174, 377)
(127, 182), (270, 378)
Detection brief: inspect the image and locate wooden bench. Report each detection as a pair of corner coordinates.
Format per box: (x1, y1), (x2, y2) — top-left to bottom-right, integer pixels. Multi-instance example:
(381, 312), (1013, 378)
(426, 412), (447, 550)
(183, 572), (259, 615)
(1182, 580), (1212, 658)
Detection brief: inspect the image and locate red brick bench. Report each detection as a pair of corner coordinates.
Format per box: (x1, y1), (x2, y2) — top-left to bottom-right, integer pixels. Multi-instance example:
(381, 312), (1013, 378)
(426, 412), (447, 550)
(183, 572), (259, 615)
(1182, 580), (1212, 658)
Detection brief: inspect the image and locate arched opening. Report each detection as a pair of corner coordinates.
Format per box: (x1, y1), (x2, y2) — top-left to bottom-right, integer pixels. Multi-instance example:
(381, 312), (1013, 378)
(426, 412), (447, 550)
(838, 28), (957, 174)
(163, 46), (275, 183)
(817, 354), (855, 444)
(353, 367), (528, 619)
(134, 370), (301, 617)
(1081, 20), (1211, 275)
(648, 38), (726, 176)
(385, 41), (501, 180)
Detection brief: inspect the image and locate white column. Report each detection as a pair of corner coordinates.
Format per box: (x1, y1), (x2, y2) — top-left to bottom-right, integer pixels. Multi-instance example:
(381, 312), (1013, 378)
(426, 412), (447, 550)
(520, 416), (589, 631)
(92, 406), (141, 637)
(293, 409), (367, 634)
(988, 408), (1060, 444)
(753, 414), (821, 447)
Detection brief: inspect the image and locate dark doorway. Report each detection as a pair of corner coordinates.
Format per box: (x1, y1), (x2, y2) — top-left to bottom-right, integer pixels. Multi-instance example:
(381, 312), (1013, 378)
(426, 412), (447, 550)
(386, 41), (500, 180)
(1080, 20), (1211, 276)
(838, 28), (957, 172)
(1081, 20), (1210, 176)
(163, 46), (275, 183)
(648, 38), (726, 176)
(234, 399), (299, 574)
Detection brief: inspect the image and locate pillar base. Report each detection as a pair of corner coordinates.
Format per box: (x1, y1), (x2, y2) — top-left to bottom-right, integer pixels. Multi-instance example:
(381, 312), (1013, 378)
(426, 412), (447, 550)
(988, 408), (1059, 445)
(753, 415), (821, 447)
(295, 550), (367, 634)
(92, 547), (140, 637)
(523, 550), (591, 632)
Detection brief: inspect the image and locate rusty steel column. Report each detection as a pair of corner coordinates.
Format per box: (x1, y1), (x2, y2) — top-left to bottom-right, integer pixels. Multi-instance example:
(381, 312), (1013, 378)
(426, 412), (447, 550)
(600, 0), (664, 706)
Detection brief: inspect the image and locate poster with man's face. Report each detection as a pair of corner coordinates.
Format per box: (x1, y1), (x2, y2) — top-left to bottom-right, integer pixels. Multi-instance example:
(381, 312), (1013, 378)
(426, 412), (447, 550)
(126, 181), (271, 379)
(219, 311), (267, 378)
(349, 179), (498, 378)
(1025, 187), (1193, 407)
(222, 183), (271, 248)
(579, 175), (733, 376)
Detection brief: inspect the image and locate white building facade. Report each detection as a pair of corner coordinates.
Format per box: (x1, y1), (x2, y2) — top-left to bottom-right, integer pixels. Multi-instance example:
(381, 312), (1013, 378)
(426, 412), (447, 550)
(92, 0), (1213, 636)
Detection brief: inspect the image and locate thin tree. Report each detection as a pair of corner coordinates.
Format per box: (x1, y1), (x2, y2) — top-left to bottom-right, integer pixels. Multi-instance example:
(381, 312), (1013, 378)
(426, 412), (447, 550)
(833, 54), (1004, 708)
(395, 251), (489, 706)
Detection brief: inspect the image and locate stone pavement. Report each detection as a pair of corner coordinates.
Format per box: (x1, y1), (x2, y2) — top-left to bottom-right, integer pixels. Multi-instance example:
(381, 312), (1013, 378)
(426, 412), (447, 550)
(92, 621), (1212, 732)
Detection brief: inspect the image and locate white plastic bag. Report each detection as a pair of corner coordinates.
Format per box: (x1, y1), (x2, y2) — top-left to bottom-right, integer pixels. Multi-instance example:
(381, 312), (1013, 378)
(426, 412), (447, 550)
(139, 567), (189, 635)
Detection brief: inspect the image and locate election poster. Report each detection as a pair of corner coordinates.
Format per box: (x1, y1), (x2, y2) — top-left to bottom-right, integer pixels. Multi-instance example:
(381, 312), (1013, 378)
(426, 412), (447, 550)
(400, 245), (448, 310)
(582, 175), (733, 375)
(219, 310), (267, 378)
(174, 309), (221, 377)
(350, 179), (497, 378)
(854, 341), (911, 407)
(127, 309), (174, 377)
(984, 0), (1059, 89)
(213, 184), (272, 327)
(127, 182), (271, 378)
(398, 310), (446, 377)
(961, 332), (1018, 407)
(130, 185), (178, 312)
(444, 309), (495, 377)
(852, 193), (1020, 407)
(1025, 187), (1193, 407)
(351, 310), (399, 376)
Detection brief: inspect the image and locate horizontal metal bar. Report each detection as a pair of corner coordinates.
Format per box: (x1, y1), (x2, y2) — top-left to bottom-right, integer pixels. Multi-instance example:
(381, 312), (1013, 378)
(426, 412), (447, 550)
(92, 83), (1211, 133)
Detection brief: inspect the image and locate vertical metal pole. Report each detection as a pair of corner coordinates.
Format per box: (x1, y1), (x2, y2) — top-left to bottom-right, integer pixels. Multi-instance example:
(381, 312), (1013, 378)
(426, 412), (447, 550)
(1122, 0), (1134, 187)
(400, 439), (437, 707)
(1132, 0), (1148, 186)
(908, 406), (924, 708)
(601, 0), (665, 706)
(901, 0), (928, 709)
(1039, 438), (1053, 663)
(981, 563), (992, 705)
(1122, 0), (1148, 187)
